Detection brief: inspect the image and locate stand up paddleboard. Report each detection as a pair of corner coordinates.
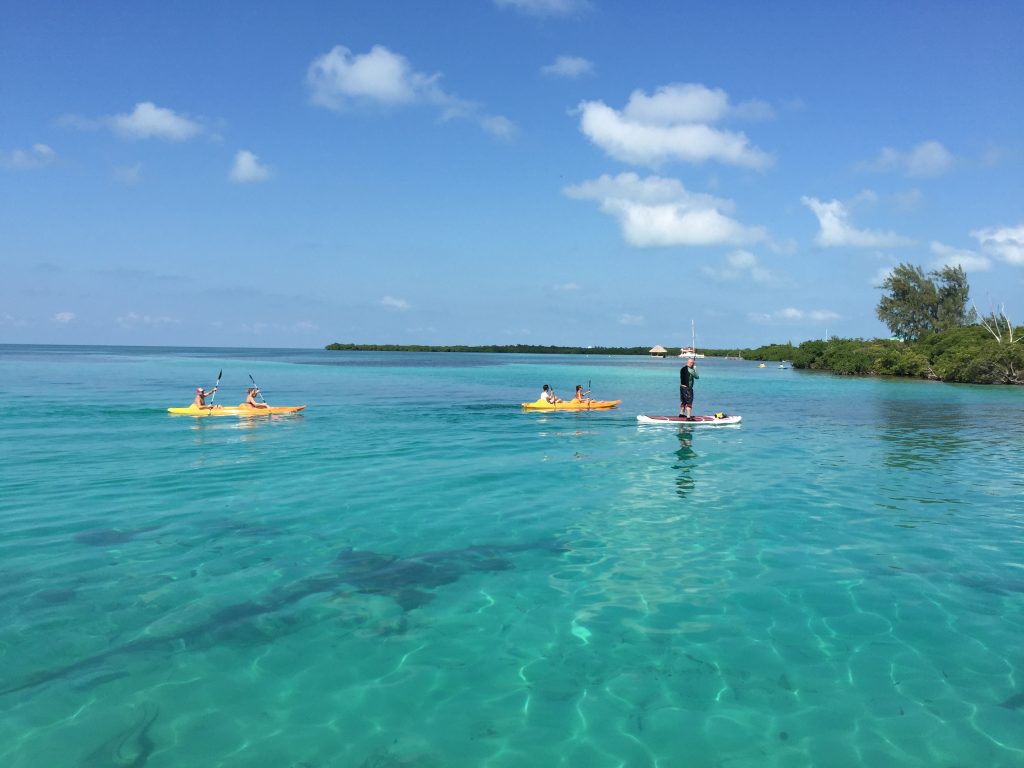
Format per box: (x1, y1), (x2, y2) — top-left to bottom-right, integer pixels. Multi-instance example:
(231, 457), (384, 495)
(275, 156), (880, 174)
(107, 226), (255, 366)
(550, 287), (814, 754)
(636, 414), (742, 426)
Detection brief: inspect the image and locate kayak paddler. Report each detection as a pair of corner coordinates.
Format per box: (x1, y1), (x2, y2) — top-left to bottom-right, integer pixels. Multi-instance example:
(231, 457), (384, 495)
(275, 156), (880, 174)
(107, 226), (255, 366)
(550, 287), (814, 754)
(245, 387), (269, 409)
(193, 385), (219, 410)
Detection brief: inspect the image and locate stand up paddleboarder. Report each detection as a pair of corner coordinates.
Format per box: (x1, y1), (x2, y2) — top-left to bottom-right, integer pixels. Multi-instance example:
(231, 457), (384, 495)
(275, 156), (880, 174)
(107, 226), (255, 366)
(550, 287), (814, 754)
(679, 357), (699, 419)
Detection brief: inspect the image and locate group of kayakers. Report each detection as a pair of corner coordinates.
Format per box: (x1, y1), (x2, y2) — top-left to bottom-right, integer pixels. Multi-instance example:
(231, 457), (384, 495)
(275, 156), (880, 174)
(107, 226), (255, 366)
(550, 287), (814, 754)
(538, 384), (592, 404)
(190, 359), (701, 415)
(193, 384), (268, 411)
(535, 357), (700, 417)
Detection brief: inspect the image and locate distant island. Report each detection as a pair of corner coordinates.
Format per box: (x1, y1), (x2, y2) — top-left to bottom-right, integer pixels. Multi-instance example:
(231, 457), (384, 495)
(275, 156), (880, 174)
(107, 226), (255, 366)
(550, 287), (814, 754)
(326, 264), (1022, 386)
(325, 342), (746, 356)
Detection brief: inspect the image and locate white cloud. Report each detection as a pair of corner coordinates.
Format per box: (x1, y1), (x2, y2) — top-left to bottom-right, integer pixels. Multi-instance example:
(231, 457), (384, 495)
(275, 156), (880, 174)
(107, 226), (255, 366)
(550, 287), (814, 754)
(564, 172), (767, 247)
(892, 188), (923, 212)
(702, 249), (775, 283)
(494, 0), (589, 15)
(929, 241), (991, 272)
(972, 224), (1024, 265)
(308, 45), (434, 108)
(553, 282), (580, 291)
(230, 150), (270, 183)
(619, 313), (645, 326)
(2, 143), (56, 169)
(480, 115), (517, 140)
(53, 311), (75, 324)
(109, 102), (203, 141)
(801, 196), (913, 248)
(861, 140), (954, 178)
(117, 312), (180, 328)
(749, 307), (840, 324)
(541, 56), (593, 78)
(381, 296), (411, 311)
(307, 44), (514, 138)
(114, 163), (143, 185)
(576, 83), (773, 168)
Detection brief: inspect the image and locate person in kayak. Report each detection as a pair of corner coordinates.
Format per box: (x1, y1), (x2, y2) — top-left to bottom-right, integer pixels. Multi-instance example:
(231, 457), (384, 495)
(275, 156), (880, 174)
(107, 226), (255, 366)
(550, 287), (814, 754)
(573, 385), (592, 404)
(193, 385), (219, 410)
(679, 357), (699, 419)
(245, 387), (269, 409)
(540, 384), (562, 403)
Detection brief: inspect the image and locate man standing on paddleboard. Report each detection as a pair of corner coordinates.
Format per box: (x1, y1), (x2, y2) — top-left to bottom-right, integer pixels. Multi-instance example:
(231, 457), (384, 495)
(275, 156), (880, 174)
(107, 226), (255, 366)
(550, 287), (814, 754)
(679, 357), (698, 419)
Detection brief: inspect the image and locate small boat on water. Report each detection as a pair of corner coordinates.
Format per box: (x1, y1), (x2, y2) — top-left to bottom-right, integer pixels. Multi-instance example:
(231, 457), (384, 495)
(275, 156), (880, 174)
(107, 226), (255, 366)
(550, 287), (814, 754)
(168, 404), (306, 417)
(679, 320), (705, 358)
(522, 399), (621, 411)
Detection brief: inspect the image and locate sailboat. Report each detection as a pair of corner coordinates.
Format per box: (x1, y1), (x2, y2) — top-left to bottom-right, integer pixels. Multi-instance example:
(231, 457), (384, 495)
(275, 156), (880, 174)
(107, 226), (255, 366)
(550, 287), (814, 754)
(679, 320), (705, 359)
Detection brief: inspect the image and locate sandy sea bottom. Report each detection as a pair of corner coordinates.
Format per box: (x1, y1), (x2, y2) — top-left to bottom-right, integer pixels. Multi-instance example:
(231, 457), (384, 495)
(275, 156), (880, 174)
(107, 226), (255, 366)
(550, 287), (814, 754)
(1, 346), (1022, 767)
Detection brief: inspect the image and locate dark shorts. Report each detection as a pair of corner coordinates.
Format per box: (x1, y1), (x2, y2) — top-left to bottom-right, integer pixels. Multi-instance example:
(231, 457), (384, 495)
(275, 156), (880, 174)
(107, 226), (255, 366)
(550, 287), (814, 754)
(679, 385), (693, 406)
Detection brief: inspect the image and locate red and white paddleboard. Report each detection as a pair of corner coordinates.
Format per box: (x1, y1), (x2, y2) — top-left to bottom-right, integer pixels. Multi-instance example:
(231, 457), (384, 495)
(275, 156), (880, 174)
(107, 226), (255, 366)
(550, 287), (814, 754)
(636, 414), (742, 426)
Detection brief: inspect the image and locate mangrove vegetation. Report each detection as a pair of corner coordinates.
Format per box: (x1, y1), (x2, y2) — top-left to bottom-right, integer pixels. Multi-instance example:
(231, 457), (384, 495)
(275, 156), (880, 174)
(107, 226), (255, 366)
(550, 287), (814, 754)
(326, 263), (1021, 385)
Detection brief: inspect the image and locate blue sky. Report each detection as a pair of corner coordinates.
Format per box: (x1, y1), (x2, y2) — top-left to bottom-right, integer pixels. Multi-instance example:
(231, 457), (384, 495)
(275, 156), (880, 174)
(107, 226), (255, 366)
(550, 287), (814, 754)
(2, 0), (1022, 349)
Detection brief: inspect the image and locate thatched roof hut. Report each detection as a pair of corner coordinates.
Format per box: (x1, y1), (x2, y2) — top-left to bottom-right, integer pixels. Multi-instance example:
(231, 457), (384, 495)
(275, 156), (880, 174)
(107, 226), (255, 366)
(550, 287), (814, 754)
(649, 344), (668, 358)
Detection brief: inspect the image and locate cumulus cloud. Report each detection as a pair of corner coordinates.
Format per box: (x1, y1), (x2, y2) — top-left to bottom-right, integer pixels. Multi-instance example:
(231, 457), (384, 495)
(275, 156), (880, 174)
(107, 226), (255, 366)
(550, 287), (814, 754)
(749, 307), (840, 324)
(111, 102), (203, 140)
(972, 224), (1024, 265)
(381, 296), (411, 311)
(701, 250), (774, 283)
(576, 83), (773, 168)
(619, 313), (645, 326)
(801, 196), (914, 248)
(860, 140), (954, 178)
(230, 150), (270, 183)
(113, 163), (143, 185)
(308, 45), (435, 108)
(494, 0), (589, 15)
(480, 115), (517, 140)
(2, 143), (56, 169)
(307, 44), (514, 138)
(117, 312), (180, 328)
(929, 241), (991, 272)
(53, 311), (75, 324)
(541, 56), (593, 78)
(61, 102), (203, 141)
(564, 172), (767, 247)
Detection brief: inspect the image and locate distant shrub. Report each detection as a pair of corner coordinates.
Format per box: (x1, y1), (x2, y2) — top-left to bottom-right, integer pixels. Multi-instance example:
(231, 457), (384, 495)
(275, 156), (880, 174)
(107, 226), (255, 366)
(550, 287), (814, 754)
(875, 347), (931, 377)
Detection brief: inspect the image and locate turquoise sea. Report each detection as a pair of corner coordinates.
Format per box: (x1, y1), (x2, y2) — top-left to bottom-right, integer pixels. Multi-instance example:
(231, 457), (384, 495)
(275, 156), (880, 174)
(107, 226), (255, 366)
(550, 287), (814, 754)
(1, 344), (1022, 768)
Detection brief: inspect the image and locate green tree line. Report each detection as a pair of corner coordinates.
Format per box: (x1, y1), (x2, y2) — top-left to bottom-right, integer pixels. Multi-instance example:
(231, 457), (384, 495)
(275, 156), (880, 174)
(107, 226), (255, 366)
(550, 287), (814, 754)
(326, 263), (1021, 384)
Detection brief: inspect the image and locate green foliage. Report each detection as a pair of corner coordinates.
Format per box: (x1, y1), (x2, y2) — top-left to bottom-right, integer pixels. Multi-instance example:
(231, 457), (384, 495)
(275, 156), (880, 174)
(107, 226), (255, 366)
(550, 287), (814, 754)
(325, 343), (655, 355)
(874, 346), (931, 377)
(744, 342), (795, 362)
(917, 325), (1024, 383)
(327, 343), (758, 357)
(789, 324), (1023, 384)
(876, 263), (975, 341)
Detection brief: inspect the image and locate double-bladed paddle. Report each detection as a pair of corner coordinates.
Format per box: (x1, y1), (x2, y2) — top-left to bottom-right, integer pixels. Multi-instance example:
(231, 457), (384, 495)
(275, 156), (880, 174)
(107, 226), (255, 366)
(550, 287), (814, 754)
(248, 374), (267, 404)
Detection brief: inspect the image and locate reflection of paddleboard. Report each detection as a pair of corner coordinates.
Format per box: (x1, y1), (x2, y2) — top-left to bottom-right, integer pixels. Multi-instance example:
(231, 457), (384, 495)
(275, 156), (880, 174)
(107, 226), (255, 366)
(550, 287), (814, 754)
(636, 414), (742, 426)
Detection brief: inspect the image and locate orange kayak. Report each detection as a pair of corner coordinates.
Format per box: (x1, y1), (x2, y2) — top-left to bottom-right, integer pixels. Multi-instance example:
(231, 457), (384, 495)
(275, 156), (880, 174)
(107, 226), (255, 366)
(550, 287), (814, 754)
(521, 399), (620, 411)
(167, 404), (306, 417)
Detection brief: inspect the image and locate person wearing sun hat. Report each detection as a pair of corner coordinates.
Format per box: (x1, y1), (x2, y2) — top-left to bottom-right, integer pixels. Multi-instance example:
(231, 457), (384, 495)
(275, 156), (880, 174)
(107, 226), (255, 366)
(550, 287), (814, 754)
(192, 384), (218, 410)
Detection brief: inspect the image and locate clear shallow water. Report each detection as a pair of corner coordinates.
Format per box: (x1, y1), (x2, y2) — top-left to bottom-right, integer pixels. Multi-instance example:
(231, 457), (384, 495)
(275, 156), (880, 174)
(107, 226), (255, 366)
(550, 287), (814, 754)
(1, 345), (1022, 767)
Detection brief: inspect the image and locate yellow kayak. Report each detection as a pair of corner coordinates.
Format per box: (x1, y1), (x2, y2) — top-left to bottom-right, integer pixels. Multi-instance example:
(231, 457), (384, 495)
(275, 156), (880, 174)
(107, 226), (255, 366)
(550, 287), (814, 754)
(167, 404), (306, 417)
(521, 399), (621, 411)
